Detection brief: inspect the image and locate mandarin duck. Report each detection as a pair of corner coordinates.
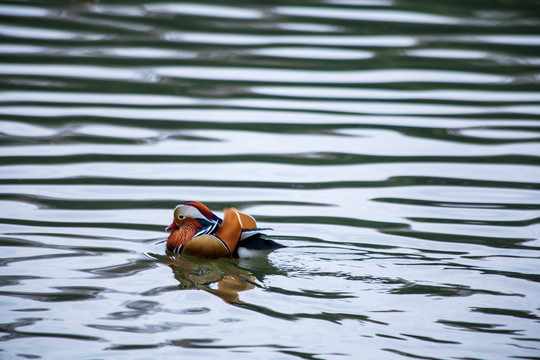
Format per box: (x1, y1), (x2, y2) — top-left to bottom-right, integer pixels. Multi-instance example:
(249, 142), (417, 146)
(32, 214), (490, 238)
(166, 201), (284, 258)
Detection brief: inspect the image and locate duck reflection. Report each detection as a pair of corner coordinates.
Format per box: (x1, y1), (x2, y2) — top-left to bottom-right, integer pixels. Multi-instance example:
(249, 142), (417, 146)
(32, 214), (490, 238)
(167, 253), (255, 303)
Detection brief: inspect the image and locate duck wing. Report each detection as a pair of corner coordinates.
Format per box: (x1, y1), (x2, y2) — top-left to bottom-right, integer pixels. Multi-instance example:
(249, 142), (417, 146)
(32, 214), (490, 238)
(214, 208), (243, 253)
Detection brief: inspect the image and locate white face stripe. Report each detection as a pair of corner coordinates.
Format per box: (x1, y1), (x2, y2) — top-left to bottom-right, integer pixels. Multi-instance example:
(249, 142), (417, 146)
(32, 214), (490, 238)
(174, 204), (206, 219)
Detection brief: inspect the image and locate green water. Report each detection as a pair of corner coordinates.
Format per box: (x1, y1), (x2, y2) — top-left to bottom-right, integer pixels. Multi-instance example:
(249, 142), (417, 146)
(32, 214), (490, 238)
(1, 0), (539, 359)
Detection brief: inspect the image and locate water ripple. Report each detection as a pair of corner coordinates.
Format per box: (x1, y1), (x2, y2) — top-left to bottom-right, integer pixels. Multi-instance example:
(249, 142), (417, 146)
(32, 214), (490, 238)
(1, 1), (539, 359)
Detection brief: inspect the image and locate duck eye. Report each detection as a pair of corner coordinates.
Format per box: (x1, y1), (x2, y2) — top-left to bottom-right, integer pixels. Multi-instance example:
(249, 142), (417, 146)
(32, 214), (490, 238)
(178, 214), (185, 220)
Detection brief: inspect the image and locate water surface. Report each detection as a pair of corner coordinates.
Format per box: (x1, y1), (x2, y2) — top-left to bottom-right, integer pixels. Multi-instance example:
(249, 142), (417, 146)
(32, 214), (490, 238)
(1, 0), (539, 359)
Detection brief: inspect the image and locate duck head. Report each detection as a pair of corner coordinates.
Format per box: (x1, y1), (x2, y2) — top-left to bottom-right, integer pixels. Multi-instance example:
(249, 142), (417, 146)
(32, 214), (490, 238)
(165, 201), (220, 252)
(165, 201), (216, 231)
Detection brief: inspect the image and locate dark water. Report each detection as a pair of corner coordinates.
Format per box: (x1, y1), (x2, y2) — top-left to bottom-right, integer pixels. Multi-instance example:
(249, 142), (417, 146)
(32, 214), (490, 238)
(1, 0), (540, 359)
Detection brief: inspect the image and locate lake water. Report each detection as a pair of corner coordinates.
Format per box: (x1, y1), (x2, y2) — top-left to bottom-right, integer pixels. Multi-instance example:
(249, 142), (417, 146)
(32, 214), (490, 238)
(1, 1), (540, 359)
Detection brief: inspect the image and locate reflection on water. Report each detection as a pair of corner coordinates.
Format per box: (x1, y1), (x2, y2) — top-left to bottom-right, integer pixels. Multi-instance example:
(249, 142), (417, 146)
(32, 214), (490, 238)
(1, 0), (540, 359)
(167, 254), (255, 304)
